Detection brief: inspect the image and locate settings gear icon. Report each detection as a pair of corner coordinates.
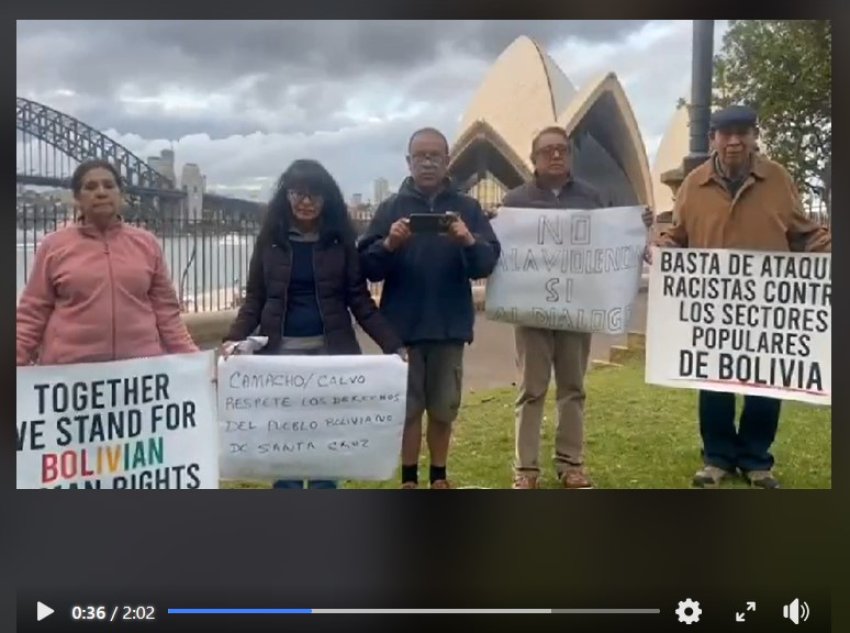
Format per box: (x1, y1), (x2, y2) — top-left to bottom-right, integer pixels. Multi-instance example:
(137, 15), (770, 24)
(676, 598), (702, 624)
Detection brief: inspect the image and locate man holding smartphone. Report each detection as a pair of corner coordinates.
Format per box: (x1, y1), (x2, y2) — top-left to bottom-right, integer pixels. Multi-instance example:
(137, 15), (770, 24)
(358, 127), (501, 489)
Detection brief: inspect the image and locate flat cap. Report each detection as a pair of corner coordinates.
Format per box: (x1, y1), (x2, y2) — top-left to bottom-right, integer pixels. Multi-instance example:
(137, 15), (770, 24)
(710, 105), (758, 130)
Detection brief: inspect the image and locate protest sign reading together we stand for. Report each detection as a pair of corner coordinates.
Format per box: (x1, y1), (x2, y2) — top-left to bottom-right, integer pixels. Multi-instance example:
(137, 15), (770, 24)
(485, 206), (647, 334)
(16, 351), (219, 489)
(217, 354), (408, 481)
(645, 248), (831, 406)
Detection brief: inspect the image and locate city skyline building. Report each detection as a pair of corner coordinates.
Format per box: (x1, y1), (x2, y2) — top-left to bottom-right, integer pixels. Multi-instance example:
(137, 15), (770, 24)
(147, 148), (177, 186)
(373, 177), (390, 205)
(180, 162), (206, 223)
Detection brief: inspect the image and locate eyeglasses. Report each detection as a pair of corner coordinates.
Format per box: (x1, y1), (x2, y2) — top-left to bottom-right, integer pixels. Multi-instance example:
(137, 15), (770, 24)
(287, 189), (323, 203)
(410, 152), (447, 166)
(535, 144), (570, 159)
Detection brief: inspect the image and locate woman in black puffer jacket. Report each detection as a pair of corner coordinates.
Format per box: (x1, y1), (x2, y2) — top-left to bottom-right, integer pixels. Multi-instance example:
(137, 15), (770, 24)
(223, 159), (405, 489)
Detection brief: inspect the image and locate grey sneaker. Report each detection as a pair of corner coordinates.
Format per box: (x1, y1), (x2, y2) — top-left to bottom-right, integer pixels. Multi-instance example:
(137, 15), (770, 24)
(745, 470), (781, 489)
(692, 465), (735, 488)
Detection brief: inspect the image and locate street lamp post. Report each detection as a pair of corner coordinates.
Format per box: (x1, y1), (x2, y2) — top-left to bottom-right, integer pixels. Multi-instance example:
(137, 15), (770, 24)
(683, 20), (715, 177)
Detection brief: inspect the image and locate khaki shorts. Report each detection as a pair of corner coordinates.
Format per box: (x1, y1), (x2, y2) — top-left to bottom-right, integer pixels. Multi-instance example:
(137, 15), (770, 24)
(406, 342), (465, 423)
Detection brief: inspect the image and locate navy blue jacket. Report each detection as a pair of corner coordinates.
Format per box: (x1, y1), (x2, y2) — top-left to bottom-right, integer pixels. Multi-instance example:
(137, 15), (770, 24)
(358, 178), (501, 345)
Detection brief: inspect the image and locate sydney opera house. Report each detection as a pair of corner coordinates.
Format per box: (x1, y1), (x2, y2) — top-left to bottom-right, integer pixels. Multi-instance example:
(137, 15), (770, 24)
(448, 36), (687, 216)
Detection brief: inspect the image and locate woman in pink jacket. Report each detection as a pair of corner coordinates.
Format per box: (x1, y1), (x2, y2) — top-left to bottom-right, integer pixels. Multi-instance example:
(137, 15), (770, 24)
(17, 159), (198, 366)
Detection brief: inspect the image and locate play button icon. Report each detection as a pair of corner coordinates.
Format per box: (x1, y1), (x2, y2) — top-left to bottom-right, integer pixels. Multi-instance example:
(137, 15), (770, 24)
(36, 602), (54, 621)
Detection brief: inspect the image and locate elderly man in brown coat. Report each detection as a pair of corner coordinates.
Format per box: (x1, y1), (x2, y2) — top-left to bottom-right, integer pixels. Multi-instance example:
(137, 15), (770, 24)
(654, 105), (831, 489)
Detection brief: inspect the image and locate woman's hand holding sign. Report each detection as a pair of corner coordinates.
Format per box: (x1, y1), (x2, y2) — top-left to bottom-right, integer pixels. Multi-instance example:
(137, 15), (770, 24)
(219, 341), (239, 360)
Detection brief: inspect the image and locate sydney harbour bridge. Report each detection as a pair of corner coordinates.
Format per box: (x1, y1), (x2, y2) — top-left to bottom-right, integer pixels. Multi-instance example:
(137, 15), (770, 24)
(16, 96), (265, 227)
(15, 97), (379, 311)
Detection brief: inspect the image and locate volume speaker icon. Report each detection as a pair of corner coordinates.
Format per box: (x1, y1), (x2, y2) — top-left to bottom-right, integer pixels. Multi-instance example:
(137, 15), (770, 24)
(782, 598), (810, 625)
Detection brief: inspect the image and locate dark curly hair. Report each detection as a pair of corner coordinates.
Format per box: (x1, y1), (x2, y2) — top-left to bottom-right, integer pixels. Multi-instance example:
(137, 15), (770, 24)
(257, 159), (355, 248)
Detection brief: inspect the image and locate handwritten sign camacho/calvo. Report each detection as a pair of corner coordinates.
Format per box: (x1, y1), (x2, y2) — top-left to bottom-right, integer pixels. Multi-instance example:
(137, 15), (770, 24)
(217, 354), (408, 481)
(485, 206), (647, 334)
(16, 351), (219, 488)
(646, 248), (831, 405)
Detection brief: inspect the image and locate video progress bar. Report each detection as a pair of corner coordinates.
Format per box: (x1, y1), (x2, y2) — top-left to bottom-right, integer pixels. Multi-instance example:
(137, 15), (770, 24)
(168, 608), (661, 615)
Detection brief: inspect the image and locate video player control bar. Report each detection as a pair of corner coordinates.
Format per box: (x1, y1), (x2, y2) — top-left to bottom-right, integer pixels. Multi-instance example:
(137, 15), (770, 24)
(168, 608), (662, 614)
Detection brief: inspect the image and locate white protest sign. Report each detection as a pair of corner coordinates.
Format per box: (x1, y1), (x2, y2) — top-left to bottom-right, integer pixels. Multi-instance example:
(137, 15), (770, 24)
(646, 248), (831, 405)
(16, 351), (219, 488)
(217, 354), (408, 481)
(485, 206), (647, 333)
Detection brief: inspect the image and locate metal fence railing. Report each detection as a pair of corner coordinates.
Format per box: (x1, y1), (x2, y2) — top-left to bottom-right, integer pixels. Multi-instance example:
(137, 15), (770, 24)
(804, 196), (830, 229)
(17, 203), (261, 313)
(17, 203), (486, 313)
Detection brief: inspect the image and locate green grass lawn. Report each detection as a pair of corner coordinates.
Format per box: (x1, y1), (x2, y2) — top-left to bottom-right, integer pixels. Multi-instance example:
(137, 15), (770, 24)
(223, 355), (831, 490)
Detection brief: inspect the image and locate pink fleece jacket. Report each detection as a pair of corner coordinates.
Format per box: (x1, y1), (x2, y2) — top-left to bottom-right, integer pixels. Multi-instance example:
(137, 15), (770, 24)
(17, 221), (198, 366)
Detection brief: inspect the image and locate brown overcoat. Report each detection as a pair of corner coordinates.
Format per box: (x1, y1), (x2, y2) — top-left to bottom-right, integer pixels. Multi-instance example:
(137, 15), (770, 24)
(659, 154), (830, 252)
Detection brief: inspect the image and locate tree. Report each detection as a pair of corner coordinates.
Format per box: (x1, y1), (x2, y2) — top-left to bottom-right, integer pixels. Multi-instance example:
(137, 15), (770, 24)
(713, 20), (831, 210)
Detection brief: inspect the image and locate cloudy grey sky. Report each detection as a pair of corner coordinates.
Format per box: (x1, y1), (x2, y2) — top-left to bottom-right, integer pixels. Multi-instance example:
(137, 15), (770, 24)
(17, 20), (727, 202)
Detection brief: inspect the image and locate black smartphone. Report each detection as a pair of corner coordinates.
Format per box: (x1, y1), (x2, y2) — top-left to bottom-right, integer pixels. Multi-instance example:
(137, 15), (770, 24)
(408, 213), (456, 233)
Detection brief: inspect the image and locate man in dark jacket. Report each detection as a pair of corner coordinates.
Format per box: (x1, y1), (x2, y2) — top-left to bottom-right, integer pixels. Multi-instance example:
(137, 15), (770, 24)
(358, 127), (501, 489)
(502, 126), (653, 490)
